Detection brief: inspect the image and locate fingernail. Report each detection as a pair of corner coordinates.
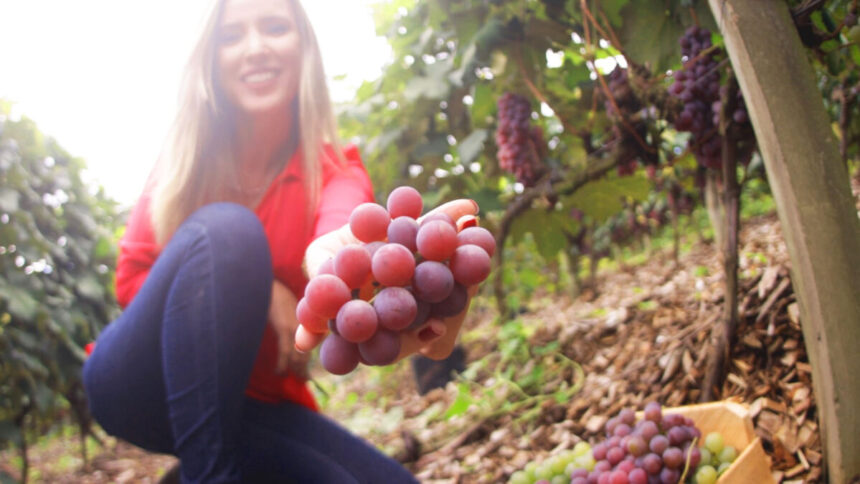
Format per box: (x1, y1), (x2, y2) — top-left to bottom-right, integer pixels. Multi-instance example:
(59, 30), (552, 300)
(417, 326), (437, 342)
(470, 199), (479, 214)
(417, 321), (447, 342)
(457, 215), (478, 231)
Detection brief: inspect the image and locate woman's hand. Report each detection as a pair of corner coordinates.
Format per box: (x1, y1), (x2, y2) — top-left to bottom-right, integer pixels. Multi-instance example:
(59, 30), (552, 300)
(300, 198), (480, 360)
(394, 284), (480, 361)
(268, 280), (310, 378)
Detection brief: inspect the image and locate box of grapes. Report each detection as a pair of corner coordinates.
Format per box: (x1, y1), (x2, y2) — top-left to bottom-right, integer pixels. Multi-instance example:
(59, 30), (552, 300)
(661, 401), (774, 484)
(509, 400), (774, 484)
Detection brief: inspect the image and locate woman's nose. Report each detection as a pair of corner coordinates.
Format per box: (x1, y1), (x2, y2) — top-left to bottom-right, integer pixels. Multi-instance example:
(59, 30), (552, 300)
(244, 29), (266, 56)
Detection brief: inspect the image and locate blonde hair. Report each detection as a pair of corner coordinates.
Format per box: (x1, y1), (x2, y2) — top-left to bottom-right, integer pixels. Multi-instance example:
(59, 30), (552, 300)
(150, 0), (343, 244)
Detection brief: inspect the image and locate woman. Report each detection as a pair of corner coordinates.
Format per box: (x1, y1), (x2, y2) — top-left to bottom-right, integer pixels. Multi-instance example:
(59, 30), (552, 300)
(82, 0), (476, 482)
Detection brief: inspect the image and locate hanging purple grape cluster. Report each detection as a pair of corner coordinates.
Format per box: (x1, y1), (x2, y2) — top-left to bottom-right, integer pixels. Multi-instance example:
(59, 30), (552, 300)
(668, 27), (723, 169)
(602, 68), (656, 177)
(495, 92), (546, 187)
(669, 26), (756, 170)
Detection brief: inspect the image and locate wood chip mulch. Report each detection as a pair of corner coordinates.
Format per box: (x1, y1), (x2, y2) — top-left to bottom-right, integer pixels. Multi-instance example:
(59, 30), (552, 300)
(2, 211), (836, 483)
(322, 214), (822, 483)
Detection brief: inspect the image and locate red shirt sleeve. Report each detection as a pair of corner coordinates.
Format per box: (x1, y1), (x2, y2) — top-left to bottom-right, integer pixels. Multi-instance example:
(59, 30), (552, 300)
(115, 184), (159, 308)
(312, 143), (374, 239)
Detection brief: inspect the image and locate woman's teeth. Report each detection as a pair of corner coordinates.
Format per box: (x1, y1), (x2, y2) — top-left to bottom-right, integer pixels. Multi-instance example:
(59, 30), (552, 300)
(244, 71), (276, 83)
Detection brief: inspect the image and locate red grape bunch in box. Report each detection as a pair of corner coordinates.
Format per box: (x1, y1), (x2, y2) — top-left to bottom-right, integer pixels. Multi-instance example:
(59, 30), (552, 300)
(295, 186), (495, 375)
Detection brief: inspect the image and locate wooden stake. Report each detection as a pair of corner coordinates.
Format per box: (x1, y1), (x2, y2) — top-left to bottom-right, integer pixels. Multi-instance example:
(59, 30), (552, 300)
(707, 1), (860, 481)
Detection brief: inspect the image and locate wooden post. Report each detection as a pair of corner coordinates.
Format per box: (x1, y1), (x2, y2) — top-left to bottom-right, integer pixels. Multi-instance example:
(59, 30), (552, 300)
(707, 1), (860, 481)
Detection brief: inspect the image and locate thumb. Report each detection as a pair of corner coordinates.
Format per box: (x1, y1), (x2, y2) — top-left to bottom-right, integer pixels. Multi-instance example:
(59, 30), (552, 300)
(420, 199), (478, 225)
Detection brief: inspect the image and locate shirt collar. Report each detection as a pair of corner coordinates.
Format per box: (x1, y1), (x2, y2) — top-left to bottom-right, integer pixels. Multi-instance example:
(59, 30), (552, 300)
(272, 145), (304, 184)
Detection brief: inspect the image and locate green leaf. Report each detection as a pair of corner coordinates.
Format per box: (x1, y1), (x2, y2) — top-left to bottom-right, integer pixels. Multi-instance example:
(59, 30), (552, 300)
(617, 1), (715, 71)
(564, 173), (651, 224)
(421, 185), (452, 213)
(94, 235), (115, 259)
(564, 59), (591, 89)
(457, 129), (488, 165)
(404, 58), (454, 102)
(412, 136), (450, 162)
(510, 208), (577, 260)
(366, 127), (404, 156)
(470, 83), (496, 124)
(444, 382), (473, 419)
(0, 285), (39, 320)
(404, 75), (451, 102)
(518, 267), (542, 291)
(601, 0), (631, 26)
(468, 186), (504, 214)
(9, 348), (50, 378)
(534, 227), (566, 260)
(75, 275), (105, 302)
(0, 188), (20, 213)
(449, 43), (477, 86)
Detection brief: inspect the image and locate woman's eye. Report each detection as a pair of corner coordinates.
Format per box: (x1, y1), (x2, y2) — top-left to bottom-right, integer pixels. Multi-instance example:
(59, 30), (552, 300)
(218, 29), (242, 45)
(264, 21), (290, 36)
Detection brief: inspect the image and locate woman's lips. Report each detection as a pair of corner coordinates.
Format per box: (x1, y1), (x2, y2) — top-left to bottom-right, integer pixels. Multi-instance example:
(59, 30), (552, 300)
(241, 69), (280, 91)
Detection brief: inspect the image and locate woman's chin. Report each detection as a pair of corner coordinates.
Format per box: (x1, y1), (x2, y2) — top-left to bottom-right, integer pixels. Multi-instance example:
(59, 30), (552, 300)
(235, 96), (292, 119)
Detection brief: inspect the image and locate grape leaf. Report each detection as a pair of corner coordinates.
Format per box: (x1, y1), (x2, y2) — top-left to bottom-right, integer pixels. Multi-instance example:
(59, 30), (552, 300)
(510, 208), (575, 260)
(617, 1), (715, 71)
(457, 129), (488, 165)
(564, 173), (652, 224)
(470, 83), (496, 124)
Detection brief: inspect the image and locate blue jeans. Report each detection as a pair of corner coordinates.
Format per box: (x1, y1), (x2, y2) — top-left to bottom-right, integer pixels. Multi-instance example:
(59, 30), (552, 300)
(83, 203), (418, 483)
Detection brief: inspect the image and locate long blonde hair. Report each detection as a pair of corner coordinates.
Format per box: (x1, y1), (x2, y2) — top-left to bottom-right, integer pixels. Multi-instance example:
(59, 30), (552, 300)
(150, 0), (342, 244)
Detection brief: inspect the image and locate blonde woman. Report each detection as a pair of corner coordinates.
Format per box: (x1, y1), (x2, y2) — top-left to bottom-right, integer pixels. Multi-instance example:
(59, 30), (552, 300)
(82, 0), (476, 481)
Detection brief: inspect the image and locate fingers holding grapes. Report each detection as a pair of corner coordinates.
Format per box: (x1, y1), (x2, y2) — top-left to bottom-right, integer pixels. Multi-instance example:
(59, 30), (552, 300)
(296, 186), (494, 374)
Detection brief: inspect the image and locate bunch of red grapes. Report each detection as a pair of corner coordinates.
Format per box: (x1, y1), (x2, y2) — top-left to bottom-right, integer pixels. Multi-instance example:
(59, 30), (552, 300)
(669, 26), (755, 170)
(570, 403), (703, 484)
(668, 26), (722, 170)
(296, 186), (495, 375)
(495, 92), (546, 187)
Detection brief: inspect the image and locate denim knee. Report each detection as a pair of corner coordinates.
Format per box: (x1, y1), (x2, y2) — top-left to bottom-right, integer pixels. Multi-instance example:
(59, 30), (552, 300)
(182, 203), (272, 282)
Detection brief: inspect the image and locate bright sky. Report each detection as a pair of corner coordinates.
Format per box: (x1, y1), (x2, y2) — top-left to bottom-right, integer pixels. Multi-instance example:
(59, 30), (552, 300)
(0, 0), (391, 207)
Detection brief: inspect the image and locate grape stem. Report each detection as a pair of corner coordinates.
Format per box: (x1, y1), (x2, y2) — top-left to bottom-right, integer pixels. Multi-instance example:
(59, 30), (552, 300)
(677, 435), (699, 483)
(579, 0), (626, 57)
(592, 62), (657, 155)
(513, 48), (589, 143)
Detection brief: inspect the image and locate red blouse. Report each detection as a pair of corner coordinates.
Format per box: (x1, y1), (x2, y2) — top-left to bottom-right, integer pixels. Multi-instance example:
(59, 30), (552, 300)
(114, 144), (374, 410)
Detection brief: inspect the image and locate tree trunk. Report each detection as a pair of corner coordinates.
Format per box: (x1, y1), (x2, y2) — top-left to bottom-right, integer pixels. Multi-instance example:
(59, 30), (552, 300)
(588, 255), (599, 291)
(672, 208), (680, 263)
(565, 251), (581, 299)
(19, 422), (29, 484)
(704, 170), (726, 250)
(702, 78), (741, 402)
(708, 1), (860, 481)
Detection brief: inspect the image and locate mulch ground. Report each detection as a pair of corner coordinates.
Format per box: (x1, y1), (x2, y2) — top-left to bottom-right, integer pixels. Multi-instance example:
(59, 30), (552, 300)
(0, 210), (838, 483)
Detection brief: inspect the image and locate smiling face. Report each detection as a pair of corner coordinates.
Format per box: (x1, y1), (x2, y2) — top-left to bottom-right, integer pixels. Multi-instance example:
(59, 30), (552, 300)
(215, 0), (301, 117)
